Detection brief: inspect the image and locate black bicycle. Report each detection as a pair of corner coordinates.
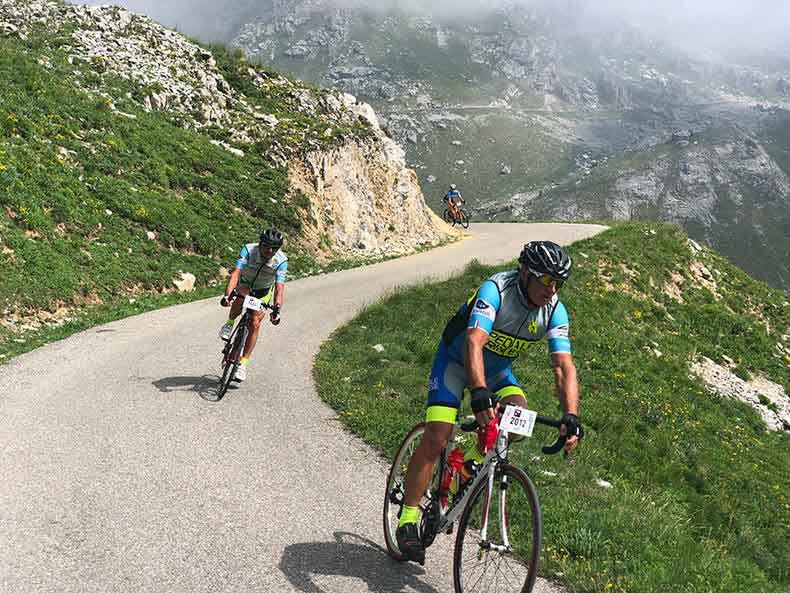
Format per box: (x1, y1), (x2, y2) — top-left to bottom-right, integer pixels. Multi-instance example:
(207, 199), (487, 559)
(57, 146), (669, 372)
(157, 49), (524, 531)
(384, 404), (580, 593)
(443, 207), (470, 229)
(216, 290), (275, 400)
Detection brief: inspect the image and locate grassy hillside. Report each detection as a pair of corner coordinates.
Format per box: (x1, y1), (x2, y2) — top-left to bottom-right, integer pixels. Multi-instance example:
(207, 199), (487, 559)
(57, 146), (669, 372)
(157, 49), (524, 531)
(0, 17), (371, 360)
(314, 223), (789, 593)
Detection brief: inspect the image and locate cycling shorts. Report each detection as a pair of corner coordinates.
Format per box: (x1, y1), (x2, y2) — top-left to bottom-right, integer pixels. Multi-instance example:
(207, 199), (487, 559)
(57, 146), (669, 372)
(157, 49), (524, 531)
(242, 284), (274, 304)
(425, 341), (525, 424)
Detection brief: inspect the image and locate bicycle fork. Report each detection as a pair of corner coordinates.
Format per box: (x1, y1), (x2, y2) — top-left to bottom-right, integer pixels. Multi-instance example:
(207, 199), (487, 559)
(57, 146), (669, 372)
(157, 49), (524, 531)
(475, 430), (513, 554)
(437, 429), (512, 549)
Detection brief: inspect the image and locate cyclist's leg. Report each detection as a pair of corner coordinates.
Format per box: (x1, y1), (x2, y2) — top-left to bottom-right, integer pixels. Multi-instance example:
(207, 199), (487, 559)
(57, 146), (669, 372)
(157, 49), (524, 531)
(228, 284), (250, 320)
(403, 342), (464, 508)
(241, 286), (273, 359)
(489, 367), (528, 409)
(398, 342), (464, 562)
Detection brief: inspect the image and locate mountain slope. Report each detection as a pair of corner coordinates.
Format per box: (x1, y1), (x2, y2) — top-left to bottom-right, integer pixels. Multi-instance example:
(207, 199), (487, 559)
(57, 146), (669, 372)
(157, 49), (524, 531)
(0, 0), (453, 354)
(225, 0), (790, 289)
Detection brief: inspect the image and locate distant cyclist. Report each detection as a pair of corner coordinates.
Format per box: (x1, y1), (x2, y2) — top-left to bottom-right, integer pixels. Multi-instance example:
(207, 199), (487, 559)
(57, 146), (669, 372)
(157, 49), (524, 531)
(218, 228), (287, 382)
(395, 240), (582, 564)
(442, 183), (465, 223)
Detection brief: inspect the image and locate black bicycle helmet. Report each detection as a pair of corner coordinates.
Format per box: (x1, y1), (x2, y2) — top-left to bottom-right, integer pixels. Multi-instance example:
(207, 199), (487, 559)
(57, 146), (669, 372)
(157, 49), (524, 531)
(518, 240), (572, 280)
(259, 228), (284, 248)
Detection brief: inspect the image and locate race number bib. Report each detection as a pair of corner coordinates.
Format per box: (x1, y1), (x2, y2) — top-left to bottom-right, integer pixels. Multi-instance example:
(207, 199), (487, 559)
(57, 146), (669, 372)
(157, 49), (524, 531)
(500, 406), (537, 438)
(243, 295), (263, 311)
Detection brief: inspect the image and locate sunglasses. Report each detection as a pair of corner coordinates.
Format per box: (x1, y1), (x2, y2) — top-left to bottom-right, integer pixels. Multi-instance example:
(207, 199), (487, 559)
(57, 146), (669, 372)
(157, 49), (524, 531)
(529, 270), (565, 289)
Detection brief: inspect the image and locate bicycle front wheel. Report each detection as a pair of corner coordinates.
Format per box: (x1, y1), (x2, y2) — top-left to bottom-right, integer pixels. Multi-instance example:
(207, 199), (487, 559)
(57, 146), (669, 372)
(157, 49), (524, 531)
(458, 209), (470, 229)
(453, 464), (541, 593)
(217, 325), (246, 400)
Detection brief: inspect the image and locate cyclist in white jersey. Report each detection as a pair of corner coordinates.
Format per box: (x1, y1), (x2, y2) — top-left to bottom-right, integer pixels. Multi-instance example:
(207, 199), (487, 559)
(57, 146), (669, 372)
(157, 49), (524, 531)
(395, 240), (582, 564)
(218, 228), (288, 382)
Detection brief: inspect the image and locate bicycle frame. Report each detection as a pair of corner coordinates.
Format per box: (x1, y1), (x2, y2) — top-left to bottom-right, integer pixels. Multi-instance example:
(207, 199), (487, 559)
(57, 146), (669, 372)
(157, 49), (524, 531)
(433, 423), (511, 538)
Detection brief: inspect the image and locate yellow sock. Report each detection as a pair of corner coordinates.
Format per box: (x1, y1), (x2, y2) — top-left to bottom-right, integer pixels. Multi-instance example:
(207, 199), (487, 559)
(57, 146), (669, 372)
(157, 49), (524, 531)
(240, 357), (249, 366)
(399, 504), (419, 526)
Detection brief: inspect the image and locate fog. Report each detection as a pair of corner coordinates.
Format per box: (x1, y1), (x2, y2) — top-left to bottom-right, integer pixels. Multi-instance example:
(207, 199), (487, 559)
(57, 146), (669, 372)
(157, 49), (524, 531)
(73, 0), (790, 62)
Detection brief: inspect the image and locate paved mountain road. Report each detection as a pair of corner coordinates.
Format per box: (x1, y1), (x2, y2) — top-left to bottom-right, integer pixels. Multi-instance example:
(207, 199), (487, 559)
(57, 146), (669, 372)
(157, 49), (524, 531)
(1, 223), (605, 593)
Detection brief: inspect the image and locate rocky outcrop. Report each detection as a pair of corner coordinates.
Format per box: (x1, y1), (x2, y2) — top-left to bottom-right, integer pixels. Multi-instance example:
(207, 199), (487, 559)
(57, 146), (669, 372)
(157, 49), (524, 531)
(290, 94), (454, 256)
(0, 0), (453, 258)
(691, 357), (790, 432)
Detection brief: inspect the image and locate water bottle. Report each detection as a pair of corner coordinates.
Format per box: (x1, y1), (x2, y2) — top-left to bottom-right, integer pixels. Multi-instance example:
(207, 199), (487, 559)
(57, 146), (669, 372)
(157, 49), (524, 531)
(440, 447), (465, 504)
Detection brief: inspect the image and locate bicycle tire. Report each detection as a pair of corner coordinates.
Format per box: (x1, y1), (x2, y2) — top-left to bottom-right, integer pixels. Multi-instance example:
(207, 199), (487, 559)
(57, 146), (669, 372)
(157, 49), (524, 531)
(384, 422), (442, 560)
(443, 208), (453, 224)
(458, 209), (469, 229)
(217, 323), (246, 399)
(453, 464), (541, 593)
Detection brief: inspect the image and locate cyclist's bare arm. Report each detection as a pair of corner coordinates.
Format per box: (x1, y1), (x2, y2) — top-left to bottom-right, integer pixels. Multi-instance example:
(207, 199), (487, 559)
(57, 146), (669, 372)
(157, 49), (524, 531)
(224, 268), (241, 297)
(551, 352), (578, 415)
(273, 281), (284, 309)
(464, 328), (496, 424)
(551, 351), (580, 451)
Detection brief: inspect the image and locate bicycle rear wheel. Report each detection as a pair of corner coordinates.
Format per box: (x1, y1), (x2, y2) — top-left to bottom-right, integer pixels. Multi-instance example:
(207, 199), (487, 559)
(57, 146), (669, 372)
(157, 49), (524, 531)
(217, 324), (246, 400)
(453, 464), (541, 593)
(443, 208), (453, 224)
(383, 423), (442, 560)
(458, 209), (469, 229)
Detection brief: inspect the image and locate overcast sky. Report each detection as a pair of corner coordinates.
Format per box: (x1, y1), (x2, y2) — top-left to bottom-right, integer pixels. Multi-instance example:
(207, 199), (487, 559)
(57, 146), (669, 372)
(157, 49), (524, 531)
(73, 0), (790, 62)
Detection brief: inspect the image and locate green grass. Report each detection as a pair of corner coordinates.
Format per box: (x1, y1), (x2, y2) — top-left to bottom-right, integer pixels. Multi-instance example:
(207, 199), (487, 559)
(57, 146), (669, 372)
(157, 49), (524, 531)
(314, 222), (790, 593)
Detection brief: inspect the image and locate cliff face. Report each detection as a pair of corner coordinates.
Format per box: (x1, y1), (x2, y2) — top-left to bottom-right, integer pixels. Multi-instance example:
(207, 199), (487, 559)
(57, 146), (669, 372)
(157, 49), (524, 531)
(289, 94), (452, 256)
(0, 0), (453, 260)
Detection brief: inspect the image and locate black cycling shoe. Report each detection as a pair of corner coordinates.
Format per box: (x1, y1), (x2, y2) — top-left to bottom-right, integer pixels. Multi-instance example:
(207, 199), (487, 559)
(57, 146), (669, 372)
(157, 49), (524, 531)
(396, 522), (425, 565)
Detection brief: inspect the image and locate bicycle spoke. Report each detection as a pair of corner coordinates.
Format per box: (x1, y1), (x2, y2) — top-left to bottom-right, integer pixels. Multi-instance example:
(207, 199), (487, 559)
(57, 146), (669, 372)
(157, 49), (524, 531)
(454, 464), (541, 593)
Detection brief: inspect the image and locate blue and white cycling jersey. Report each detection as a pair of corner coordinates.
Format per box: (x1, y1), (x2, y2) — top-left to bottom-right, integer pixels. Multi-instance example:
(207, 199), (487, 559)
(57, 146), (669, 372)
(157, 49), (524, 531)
(441, 270), (571, 377)
(444, 189), (462, 204)
(235, 243), (288, 293)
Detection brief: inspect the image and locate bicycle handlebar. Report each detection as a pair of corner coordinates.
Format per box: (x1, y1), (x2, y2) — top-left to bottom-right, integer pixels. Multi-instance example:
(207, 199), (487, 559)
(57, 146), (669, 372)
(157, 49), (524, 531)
(222, 289), (277, 310)
(459, 408), (584, 456)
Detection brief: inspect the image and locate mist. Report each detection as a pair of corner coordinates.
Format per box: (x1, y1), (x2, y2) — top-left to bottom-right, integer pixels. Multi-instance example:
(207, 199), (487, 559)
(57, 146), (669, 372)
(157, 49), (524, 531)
(72, 0), (790, 63)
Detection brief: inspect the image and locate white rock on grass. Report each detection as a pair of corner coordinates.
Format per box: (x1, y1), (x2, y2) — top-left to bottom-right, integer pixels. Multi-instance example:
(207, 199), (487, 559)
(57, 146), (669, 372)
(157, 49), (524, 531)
(372, 343), (385, 352)
(172, 271), (196, 293)
(691, 356), (790, 432)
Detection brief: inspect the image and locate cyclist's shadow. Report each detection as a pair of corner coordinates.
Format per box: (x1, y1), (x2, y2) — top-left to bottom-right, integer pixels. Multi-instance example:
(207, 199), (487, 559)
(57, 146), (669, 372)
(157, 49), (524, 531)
(151, 375), (229, 401)
(280, 531), (441, 593)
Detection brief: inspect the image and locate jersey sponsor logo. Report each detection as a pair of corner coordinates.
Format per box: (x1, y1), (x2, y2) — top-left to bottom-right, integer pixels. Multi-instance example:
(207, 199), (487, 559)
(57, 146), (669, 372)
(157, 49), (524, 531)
(546, 324), (569, 340)
(484, 330), (539, 358)
(471, 298), (495, 322)
(528, 320), (538, 335)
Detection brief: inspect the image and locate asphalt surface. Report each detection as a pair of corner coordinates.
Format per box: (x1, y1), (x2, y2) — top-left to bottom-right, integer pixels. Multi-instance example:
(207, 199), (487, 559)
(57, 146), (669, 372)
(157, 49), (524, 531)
(1, 223), (606, 593)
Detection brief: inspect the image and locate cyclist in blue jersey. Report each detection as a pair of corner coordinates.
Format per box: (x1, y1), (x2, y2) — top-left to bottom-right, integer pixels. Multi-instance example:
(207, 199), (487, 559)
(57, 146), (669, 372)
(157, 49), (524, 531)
(442, 183), (465, 223)
(218, 228), (288, 383)
(395, 240), (582, 564)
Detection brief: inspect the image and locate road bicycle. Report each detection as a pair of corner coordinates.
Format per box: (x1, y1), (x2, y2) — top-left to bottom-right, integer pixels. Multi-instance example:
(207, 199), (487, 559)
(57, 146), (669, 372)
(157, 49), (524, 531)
(383, 404), (580, 593)
(443, 207), (470, 229)
(216, 290), (275, 400)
